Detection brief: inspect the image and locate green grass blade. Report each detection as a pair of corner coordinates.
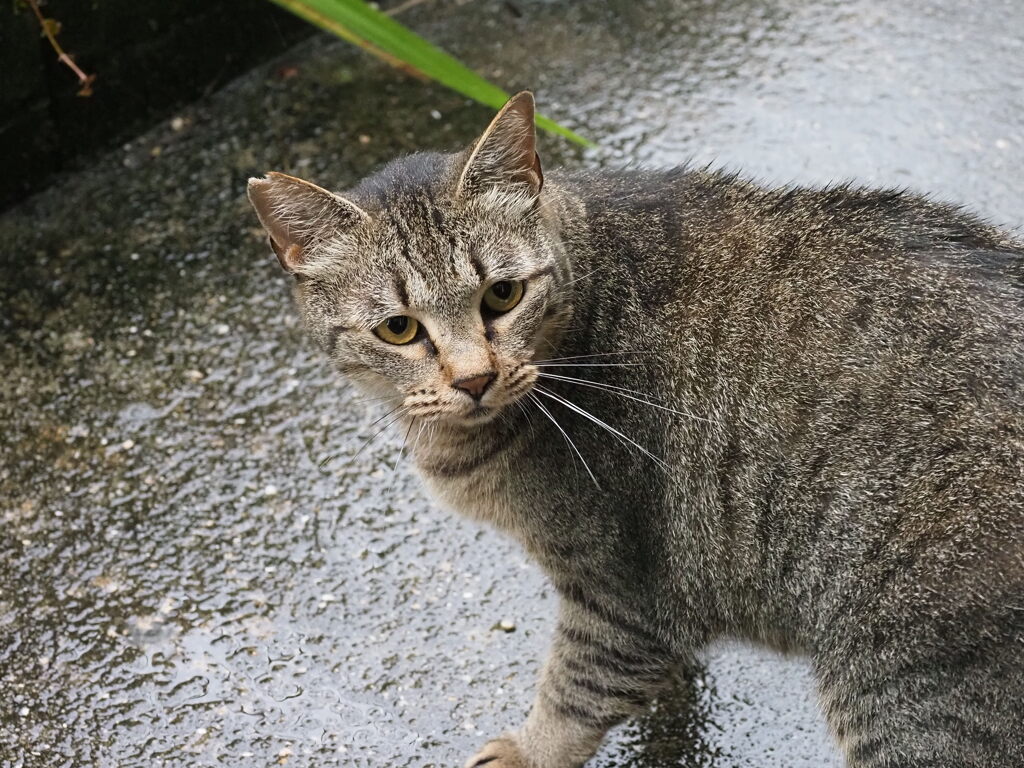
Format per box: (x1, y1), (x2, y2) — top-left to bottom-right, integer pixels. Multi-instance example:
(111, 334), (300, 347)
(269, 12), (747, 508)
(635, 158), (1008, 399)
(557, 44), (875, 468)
(267, 0), (594, 147)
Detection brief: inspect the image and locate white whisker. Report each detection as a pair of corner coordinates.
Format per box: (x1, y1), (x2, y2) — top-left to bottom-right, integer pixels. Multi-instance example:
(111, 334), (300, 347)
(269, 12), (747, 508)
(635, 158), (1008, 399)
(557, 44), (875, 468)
(512, 397), (537, 440)
(345, 392), (397, 409)
(533, 362), (648, 369)
(533, 350), (656, 364)
(318, 398), (402, 471)
(349, 405), (408, 464)
(534, 385), (671, 472)
(527, 392), (599, 490)
(536, 372), (713, 424)
(529, 392), (581, 487)
(563, 267), (600, 287)
(537, 371), (664, 400)
(388, 419), (416, 496)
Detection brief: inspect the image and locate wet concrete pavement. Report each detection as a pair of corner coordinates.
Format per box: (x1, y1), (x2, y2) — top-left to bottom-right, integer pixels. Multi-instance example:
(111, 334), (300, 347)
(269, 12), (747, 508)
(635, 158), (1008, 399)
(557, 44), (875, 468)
(2, 0), (1022, 765)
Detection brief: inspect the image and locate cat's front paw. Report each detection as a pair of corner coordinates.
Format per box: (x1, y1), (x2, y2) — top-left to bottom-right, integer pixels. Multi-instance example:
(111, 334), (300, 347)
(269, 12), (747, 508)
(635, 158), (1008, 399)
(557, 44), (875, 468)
(464, 737), (530, 768)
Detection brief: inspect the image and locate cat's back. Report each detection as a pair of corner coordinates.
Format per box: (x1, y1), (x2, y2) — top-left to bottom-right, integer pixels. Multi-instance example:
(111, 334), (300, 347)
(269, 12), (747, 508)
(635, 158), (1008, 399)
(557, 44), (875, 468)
(557, 166), (1024, 380)
(557, 165), (1024, 624)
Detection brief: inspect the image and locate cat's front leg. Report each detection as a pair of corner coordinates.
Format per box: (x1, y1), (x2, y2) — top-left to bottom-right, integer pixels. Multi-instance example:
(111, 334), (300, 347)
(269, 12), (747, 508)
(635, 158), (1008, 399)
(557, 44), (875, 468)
(465, 601), (676, 768)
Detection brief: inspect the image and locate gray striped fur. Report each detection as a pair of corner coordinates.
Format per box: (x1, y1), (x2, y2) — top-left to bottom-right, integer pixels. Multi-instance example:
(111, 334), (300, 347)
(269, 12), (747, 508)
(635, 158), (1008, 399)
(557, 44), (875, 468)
(248, 93), (1024, 767)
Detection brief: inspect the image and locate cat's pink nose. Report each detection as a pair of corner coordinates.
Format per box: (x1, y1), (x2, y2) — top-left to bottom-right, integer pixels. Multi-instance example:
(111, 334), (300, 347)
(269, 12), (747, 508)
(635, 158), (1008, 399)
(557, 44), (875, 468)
(452, 372), (496, 401)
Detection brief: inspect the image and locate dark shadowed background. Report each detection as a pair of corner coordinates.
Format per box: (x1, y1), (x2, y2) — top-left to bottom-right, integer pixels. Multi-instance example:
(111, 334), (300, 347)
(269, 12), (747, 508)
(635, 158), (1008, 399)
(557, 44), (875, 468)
(0, 0), (309, 209)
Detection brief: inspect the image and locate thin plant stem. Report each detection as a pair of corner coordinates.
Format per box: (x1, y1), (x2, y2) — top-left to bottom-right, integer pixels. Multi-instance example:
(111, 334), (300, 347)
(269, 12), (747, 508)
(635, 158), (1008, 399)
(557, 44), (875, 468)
(25, 0), (95, 96)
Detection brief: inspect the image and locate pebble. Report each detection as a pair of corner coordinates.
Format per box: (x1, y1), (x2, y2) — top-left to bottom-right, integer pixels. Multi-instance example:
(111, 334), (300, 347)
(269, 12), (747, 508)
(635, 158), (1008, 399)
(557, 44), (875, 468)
(498, 619), (516, 633)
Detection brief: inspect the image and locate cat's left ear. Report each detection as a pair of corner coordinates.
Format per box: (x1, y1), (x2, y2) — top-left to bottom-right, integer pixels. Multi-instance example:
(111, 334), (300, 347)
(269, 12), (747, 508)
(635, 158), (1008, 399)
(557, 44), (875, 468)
(456, 91), (543, 200)
(247, 172), (369, 274)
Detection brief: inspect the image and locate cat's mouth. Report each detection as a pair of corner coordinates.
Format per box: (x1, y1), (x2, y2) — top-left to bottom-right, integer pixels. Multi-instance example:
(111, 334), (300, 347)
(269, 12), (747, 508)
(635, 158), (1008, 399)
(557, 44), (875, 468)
(449, 374), (537, 427)
(403, 366), (538, 427)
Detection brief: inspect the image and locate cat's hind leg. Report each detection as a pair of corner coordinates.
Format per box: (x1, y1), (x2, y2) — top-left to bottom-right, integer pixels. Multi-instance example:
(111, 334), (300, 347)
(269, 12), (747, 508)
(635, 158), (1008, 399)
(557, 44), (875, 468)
(818, 628), (1024, 768)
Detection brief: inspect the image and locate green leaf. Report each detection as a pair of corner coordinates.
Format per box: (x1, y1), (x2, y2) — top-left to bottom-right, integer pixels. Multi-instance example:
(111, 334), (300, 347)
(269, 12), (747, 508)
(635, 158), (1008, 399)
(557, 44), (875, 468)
(266, 0), (594, 147)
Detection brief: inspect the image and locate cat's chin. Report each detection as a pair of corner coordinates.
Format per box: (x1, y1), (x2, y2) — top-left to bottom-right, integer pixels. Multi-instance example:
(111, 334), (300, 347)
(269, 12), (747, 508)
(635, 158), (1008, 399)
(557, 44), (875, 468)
(449, 405), (501, 428)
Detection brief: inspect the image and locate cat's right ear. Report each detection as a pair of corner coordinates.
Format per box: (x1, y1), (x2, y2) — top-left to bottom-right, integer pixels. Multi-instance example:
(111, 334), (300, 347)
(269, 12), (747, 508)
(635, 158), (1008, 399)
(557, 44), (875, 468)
(247, 172), (368, 274)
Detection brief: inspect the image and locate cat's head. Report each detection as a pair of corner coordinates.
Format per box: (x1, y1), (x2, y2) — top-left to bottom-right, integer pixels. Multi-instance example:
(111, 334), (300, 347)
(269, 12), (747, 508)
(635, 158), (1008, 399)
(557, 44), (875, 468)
(247, 92), (572, 427)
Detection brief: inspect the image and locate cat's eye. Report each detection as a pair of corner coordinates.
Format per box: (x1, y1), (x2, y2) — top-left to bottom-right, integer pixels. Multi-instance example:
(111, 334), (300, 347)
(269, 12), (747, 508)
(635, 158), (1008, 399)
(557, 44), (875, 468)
(374, 315), (420, 345)
(482, 280), (524, 314)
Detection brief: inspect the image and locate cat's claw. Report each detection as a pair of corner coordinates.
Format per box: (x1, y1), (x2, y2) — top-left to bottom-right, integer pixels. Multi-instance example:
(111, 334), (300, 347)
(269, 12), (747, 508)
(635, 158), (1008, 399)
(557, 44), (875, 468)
(464, 737), (530, 768)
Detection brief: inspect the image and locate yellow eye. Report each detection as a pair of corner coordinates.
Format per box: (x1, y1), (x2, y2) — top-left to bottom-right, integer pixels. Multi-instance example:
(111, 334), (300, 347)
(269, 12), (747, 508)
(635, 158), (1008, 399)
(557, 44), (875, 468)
(374, 315), (419, 345)
(482, 280), (524, 314)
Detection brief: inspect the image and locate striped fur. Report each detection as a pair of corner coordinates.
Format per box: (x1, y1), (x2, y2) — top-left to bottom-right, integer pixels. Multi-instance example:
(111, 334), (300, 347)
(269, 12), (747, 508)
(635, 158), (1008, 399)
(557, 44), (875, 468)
(249, 94), (1024, 767)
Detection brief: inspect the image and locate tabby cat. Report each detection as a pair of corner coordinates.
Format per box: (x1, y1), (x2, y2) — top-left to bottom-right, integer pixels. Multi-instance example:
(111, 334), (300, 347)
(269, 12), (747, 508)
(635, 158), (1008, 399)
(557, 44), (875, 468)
(247, 93), (1024, 767)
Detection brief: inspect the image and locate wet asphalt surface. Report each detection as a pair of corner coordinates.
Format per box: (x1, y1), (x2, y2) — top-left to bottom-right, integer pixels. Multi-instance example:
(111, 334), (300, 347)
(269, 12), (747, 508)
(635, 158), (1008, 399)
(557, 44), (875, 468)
(2, 0), (1022, 766)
